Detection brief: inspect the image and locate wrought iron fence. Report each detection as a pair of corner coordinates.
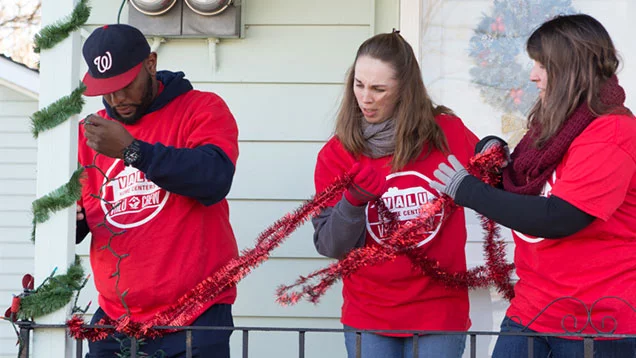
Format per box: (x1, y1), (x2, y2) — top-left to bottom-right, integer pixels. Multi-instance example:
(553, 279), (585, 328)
(13, 321), (636, 358)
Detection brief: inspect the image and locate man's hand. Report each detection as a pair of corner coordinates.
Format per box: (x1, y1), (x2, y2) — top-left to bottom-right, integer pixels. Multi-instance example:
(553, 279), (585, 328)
(83, 114), (134, 158)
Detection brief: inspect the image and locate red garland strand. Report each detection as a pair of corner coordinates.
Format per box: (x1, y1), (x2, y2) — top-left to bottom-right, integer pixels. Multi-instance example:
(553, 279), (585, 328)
(67, 146), (515, 340)
(68, 174), (352, 340)
(276, 146), (515, 304)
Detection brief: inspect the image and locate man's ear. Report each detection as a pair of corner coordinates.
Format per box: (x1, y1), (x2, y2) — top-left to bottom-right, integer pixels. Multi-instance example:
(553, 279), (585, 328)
(145, 52), (158, 76)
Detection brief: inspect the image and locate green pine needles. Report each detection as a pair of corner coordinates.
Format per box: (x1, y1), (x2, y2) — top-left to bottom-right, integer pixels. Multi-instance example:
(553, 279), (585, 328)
(4, 0), (93, 343)
(31, 167), (84, 242)
(33, 0), (91, 53)
(18, 256), (87, 320)
(30, 84), (86, 138)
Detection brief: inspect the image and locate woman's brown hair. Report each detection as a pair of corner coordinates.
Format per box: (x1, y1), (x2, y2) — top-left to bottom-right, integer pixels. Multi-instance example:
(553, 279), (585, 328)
(527, 14), (621, 145)
(335, 32), (452, 171)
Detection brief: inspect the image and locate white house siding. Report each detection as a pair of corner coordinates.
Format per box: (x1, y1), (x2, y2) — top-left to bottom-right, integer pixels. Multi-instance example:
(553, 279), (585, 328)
(419, 0), (636, 355)
(0, 85), (38, 358)
(69, 1), (400, 357)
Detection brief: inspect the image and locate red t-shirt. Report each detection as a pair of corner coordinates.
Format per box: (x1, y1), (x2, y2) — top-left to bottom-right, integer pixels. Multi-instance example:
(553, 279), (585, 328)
(78, 89), (239, 323)
(314, 114), (478, 333)
(508, 113), (636, 335)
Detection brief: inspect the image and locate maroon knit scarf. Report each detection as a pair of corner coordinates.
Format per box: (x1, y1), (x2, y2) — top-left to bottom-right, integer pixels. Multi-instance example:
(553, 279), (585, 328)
(503, 75), (628, 195)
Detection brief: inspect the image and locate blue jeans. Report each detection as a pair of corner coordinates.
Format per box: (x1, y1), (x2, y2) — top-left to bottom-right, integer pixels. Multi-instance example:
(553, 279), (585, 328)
(493, 316), (636, 358)
(87, 304), (233, 358)
(344, 325), (466, 358)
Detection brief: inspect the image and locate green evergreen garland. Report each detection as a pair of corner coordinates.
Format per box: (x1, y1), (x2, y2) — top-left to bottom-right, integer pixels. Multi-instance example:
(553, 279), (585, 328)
(20, 0), (91, 323)
(30, 167), (84, 242)
(30, 84), (86, 138)
(33, 0), (91, 53)
(18, 256), (87, 320)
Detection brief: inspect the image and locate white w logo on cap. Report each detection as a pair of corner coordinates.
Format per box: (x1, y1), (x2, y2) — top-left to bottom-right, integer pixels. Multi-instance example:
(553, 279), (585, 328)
(94, 51), (113, 73)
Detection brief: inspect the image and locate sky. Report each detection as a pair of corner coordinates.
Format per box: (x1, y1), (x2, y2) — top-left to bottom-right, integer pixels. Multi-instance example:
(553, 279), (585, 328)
(0, 0), (41, 68)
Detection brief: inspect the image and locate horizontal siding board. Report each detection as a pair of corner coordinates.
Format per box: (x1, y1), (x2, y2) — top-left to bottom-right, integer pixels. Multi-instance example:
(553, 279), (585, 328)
(0, 148), (36, 164)
(0, 242), (33, 259)
(0, 211), (32, 228)
(153, 26), (367, 83)
(0, 117), (32, 133)
(80, 84), (341, 142)
(0, 272), (34, 291)
(0, 102), (38, 117)
(0, 85), (33, 101)
(229, 142), (321, 200)
(0, 228), (32, 243)
(234, 258), (342, 317)
(0, 336), (21, 355)
(0, 180), (36, 196)
(244, 0), (371, 25)
(0, 257), (33, 275)
(375, 0), (400, 34)
(0, 164), (36, 180)
(195, 83), (340, 141)
(0, 133), (37, 149)
(0, 195), (33, 211)
(230, 200), (318, 259)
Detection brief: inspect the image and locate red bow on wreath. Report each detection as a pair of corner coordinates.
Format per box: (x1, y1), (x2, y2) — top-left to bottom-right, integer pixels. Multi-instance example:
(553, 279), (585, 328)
(3, 274), (34, 322)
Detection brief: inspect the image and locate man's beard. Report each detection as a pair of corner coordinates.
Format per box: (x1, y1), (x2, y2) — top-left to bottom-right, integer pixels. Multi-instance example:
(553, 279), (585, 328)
(111, 75), (154, 125)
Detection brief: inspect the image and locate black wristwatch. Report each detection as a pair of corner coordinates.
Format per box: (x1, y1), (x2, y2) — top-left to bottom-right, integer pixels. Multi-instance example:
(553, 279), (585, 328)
(122, 139), (142, 166)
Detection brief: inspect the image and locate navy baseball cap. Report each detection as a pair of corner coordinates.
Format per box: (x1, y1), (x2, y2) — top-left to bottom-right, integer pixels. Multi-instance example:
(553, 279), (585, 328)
(82, 24), (151, 96)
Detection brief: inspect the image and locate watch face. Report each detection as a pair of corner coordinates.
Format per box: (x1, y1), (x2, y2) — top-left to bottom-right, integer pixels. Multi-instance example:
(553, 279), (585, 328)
(124, 141), (141, 166)
(125, 151), (139, 166)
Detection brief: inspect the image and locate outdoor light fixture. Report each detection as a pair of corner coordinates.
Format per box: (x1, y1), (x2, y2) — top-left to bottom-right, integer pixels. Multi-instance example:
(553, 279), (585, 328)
(129, 0), (178, 16)
(184, 0), (233, 16)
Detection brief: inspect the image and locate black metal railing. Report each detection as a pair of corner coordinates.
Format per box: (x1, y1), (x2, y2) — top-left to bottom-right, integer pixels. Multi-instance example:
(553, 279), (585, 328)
(14, 321), (636, 358)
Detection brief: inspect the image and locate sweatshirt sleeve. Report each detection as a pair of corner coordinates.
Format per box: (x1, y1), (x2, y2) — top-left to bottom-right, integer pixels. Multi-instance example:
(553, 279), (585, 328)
(455, 175), (595, 238)
(312, 195), (367, 259)
(312, 139), (365, 259)
(133, 141), (234, 206)
(131, 92), (239, 206)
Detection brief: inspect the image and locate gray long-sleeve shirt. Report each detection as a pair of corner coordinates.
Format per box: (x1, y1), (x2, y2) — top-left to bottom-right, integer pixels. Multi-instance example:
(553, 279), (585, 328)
(312, 194), (368, 259)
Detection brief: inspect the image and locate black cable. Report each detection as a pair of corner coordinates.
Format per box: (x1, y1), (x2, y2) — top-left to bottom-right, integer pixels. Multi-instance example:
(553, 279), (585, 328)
(117, 0), (126, 24)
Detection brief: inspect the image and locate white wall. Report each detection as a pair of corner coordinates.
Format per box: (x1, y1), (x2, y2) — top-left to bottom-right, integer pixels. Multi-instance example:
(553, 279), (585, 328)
(0, 84), (38, 358)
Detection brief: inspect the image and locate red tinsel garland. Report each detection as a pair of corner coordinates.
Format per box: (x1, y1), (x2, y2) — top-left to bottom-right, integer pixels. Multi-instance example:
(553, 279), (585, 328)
(68, 173), (352, 340)
(67, 146), (515, 341)
(276, 146), (515, 304)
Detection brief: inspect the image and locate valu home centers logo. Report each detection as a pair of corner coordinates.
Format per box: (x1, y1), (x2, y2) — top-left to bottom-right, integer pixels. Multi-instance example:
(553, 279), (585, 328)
(366, 171), (444, 247)
(100, 160), (169, 229)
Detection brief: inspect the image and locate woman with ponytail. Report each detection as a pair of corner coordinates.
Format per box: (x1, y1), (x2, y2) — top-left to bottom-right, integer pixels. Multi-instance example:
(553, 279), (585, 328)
(312, 31), (478, 357)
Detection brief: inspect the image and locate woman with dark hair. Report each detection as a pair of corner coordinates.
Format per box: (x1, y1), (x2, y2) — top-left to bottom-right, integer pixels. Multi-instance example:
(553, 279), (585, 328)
(312, 31), (478, 357)
(431, 14), (636, 356)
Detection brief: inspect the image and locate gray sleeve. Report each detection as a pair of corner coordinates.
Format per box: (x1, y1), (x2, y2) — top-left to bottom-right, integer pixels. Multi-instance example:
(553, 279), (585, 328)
(312, 194), (367, 259)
